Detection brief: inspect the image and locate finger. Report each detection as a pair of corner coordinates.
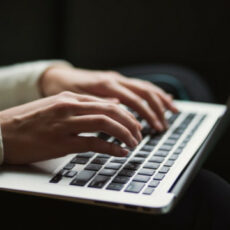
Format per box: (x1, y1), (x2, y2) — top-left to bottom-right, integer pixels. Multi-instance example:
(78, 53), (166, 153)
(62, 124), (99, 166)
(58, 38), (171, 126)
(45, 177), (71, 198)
(146, 84), (179, 113)
(75, 94), (119, 104)
(73, 102), (142, 138)
(156, 92), (179, 113)
(100, 84), (164, 131)
(67, 115), (139, 148)
(118, 81), (168, 129)
(66, 136), (129, 157)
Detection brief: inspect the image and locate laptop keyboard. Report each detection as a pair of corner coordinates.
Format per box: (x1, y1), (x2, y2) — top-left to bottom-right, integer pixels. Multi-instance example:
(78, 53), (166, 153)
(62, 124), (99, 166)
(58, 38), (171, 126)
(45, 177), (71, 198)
(50, 111), (206, 195)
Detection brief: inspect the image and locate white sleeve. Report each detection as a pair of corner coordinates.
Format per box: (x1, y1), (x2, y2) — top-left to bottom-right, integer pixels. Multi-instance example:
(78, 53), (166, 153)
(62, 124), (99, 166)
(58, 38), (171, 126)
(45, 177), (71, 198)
(0, 60), (71, 110)
(0, 60), (72, 164)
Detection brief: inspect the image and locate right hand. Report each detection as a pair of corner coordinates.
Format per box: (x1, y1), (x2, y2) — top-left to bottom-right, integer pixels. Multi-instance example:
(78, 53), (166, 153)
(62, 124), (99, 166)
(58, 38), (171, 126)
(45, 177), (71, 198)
(0, 91), (142, 165)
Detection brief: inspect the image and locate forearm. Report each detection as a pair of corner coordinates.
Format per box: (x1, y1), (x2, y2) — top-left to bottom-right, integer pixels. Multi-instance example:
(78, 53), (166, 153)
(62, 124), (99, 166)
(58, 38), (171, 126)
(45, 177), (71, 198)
(0, 60), (71, 110)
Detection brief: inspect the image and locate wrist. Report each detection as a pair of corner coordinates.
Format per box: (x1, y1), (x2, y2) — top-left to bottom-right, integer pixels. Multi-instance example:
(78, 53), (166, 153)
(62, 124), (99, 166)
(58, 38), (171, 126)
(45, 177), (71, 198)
(38, 64), (73, 97)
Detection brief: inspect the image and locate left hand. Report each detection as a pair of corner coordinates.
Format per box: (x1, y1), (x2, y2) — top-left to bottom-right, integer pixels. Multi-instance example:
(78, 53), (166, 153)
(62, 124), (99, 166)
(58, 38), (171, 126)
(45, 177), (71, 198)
(39, 65), (179, 131)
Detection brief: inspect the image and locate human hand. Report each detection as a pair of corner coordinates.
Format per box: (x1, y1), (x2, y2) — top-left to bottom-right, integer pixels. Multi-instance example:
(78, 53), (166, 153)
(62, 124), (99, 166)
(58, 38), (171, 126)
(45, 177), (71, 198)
(0, 92), (142, 164)
(40, 66), (179, 131)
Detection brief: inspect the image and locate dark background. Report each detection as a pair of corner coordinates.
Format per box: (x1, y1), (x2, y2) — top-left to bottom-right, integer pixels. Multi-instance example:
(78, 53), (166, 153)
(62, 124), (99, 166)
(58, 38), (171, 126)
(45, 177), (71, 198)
(0, 0), (229, 180)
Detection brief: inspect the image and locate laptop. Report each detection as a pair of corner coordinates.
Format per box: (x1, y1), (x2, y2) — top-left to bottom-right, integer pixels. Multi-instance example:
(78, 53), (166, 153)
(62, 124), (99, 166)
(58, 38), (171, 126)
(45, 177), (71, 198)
(0, 99), (229, 214)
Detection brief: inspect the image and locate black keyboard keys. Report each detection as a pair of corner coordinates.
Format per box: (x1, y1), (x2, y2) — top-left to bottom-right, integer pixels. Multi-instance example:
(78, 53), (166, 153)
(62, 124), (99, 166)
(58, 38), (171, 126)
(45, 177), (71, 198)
(50, 174), (62, 183)
(125, 181), (145, 193)
(143, 187), (155, 195)
(106, 183), (124, 191)
(88, 175), (111, 189)
(112, 176), (130, 184)
(70, 170), (96, 186)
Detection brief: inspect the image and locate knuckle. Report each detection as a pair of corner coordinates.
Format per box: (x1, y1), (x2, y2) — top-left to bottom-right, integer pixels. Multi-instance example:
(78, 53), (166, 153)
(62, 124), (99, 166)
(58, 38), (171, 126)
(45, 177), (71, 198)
(53, 98), (77, 112)
(107, 103), (119, 114)
(58, 91), (75, 98)
(121, 127), (132, 139)
(135, 97), (144, 106)
(144, 90), (153, 100)
(106, 70), (120, 77)
(98, 78), (113, 88)
(96, 115), (109, 126)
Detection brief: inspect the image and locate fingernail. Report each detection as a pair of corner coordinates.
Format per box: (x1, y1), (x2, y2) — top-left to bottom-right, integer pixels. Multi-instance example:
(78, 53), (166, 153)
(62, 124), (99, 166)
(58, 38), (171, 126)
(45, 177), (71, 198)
(131, 137), (138, 148)
(155, 121), (164, 131)
(137, 131), (142, 142)
(120, 148), (129, 156)
(137, 122), (142, 130)
(163, 120), (169, 130)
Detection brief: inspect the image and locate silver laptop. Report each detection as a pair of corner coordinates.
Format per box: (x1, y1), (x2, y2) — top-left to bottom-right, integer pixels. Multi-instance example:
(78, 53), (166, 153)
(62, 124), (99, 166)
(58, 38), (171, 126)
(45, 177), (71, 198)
(0, 100), (229, 214)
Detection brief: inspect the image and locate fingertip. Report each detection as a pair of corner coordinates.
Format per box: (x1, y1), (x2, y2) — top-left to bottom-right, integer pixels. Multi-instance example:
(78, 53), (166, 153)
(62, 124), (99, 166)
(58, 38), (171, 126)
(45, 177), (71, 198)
(120, 149), (129, 156)
(171, 105), (180, 114)
(108, 98), (120, 103)
(154, 120), (165, 132)
(118, 148), (129, 157)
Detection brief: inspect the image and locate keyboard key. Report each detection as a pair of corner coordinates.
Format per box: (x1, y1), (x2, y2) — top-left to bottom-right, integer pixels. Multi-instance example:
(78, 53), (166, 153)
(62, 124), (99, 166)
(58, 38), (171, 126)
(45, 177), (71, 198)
(174, 148), (183, 155)
(111, 158), (127, 164)
(70, 170), (96, 186)
(88, 175), (111, 188)
(179, 142), (187, 148)
(135, 151), (150, 158)
(77, 152), (95, 158)
(99, 169), (117, 176)
(164, 139), (177, 146)
(64, 163), (75, 170)
(141, 145), (154, 152)
(97, 153), (111, 158)
(159, 166), (170, 173)
(154, 150), (169, 157)
(98, 132), (110, 141)
(113, 176), (130, 184)
(154, 173), (165, 180)
(125, 181), (145, 193)
(85, 163), (102, 171)
(107, 182), (124, 191)
(57, 169), (68, 176)
(164, 160), (174, 167)
(159, 144), (173, 152)
(169, 134), (181, 140)
(133, 175), (150, 183)
(118, 169), (136, 177)
(50, 174), (62, 183)
(128, 157), (145, 164)
(173, 127), (185, 135)
(105, 162), (122, 170)
(113, 138), (122, 145)
(92, 157), (108, 165)
(148, 180), (160, 187)
(168, 113), (180, 124)
(64, 170), (77, 178)
(143, 162), (160, 169)
(71, 157), (89, 165)
(124, 162), (141, 170)
(149, 156), (164, 163)
(151, 133), (164, 140)
(146, 139), (159, 146)
(143, 187), (155, 195)
(141, 124), (153, 136)
(169, 154), (179, 160)
(138, 168), (155, 176)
